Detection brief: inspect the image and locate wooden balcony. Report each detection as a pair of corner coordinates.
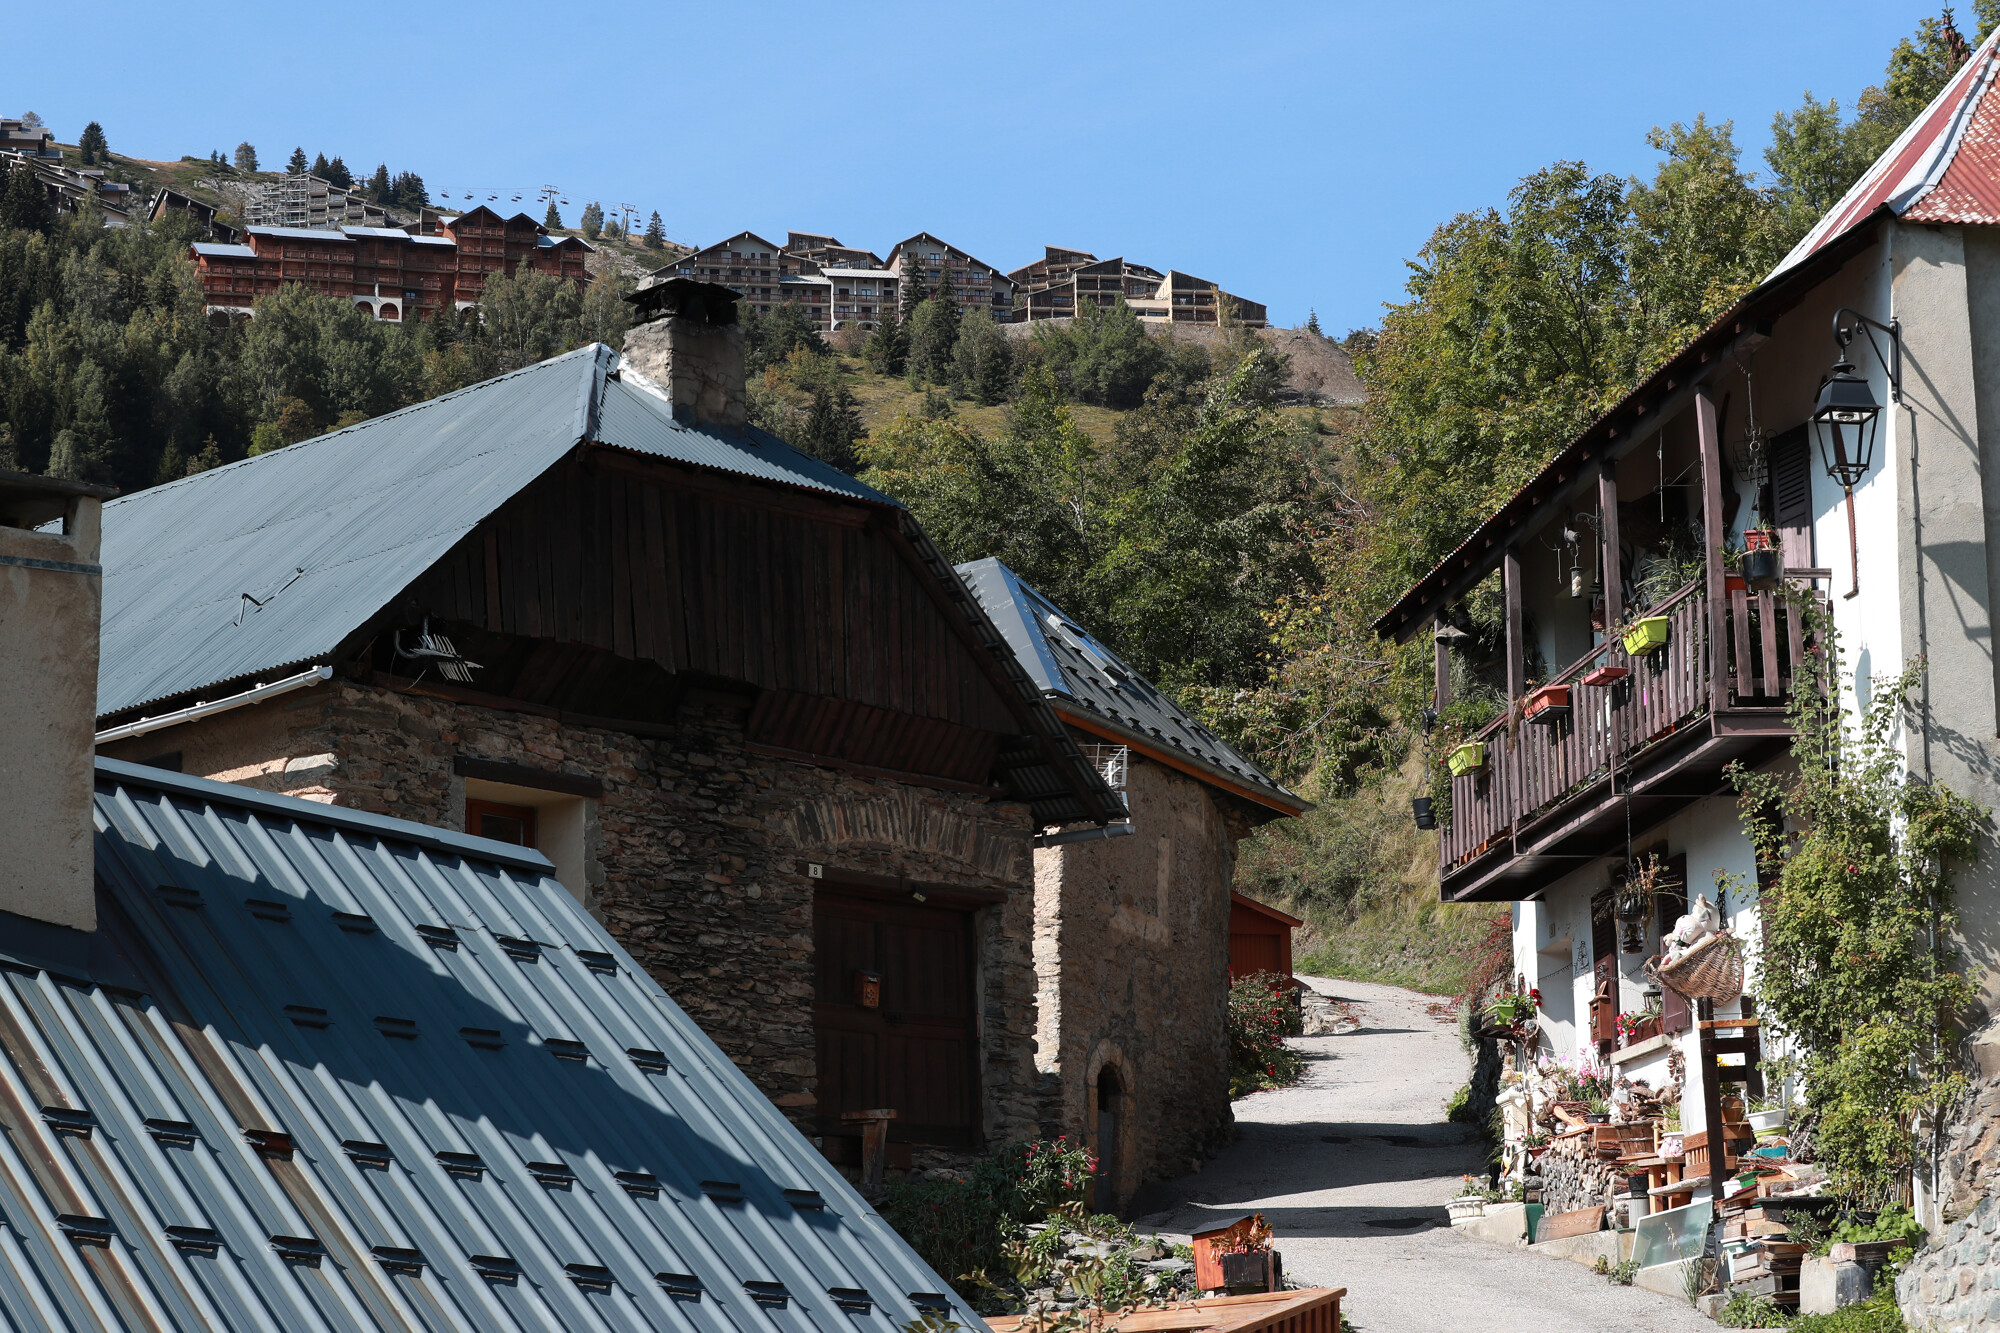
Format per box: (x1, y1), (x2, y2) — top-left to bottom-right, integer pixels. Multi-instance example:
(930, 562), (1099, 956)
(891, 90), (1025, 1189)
(1440, 579), (1810, 901)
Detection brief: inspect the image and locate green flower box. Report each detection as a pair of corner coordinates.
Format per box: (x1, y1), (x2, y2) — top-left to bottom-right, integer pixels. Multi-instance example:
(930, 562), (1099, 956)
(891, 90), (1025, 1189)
(1447, 741), (1486, 777)
(1621, 616), (1670, 656)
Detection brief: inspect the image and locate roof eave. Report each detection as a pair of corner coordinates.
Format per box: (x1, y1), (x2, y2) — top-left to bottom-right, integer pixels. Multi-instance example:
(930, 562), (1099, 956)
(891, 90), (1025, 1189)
(1371, 209), (1889, 643)
(1050, 700), (1309, 818)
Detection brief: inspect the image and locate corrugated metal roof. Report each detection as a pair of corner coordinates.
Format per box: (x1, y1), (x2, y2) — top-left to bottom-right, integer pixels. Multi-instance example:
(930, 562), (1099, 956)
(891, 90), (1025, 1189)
(246, 227), (355, 242)
(340, 226), (414, 240)
(190, 243), (255, 259)
(0, 757), (973, 1332)
(95, 347), (893, 721)
(956, 559), (1303, 813)
(1775, 25), (2000, 274)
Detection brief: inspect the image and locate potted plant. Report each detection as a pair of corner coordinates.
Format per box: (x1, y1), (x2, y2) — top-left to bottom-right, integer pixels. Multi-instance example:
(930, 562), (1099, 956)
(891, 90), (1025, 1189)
(1616, 1001), (1662, 1047)
(1447, 740), (1485, 776)
(1524, 683), (1571, 725)
(1522, 1130), (1551, 1159)
(1584, 1097), (1611, 1124)
(1621, 616), (1671, 656)
(1743, 528), (1784, 591)
(1491, 990), (1538, 1029)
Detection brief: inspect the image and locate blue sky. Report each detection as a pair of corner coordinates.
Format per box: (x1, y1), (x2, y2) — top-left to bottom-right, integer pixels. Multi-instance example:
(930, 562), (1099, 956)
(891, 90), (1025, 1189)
(9, 1), (1943, 330)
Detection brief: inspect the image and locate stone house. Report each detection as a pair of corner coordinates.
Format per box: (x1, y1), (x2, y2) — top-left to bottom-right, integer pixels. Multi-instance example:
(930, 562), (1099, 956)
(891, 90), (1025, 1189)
(958, 560), (1306, 1210)
(90, 287), (1127, 1178)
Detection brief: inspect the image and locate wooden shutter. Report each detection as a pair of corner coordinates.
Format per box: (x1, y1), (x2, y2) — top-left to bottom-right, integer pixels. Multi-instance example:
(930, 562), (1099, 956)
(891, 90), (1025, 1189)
(1769, 427), (1815, 571)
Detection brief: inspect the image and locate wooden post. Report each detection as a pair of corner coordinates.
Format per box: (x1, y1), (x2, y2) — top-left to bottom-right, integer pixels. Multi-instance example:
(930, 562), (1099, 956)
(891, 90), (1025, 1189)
(1696, 388), (1730, 715)
(1503, 546), (1525, 703)
(1598, 462), (1623, 629)
(842, 1109), (896, 1190)
(1434, 619), (1451, 711)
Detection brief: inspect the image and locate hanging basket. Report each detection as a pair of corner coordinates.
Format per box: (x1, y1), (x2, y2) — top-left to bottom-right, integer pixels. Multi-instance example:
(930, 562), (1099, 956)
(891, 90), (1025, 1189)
(1644, 932), (1744, 1004)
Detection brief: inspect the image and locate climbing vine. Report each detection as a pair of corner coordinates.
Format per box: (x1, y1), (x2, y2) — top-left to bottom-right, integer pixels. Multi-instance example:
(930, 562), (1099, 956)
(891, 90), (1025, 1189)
(1731, 612), (1983, 1202)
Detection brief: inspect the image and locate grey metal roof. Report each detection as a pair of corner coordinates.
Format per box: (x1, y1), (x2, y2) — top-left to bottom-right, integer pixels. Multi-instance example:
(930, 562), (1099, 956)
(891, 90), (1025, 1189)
(246, 226), (354, 242)
(190, 243), (255, 258)
(95, 346), (894, 721)
(341, 225), (414, 239)
(956, 558), (1302, 811)
(0, 757), (973, 1331)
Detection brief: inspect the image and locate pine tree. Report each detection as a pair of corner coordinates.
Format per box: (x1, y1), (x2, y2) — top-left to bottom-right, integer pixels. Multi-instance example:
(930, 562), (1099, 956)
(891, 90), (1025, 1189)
(798, 386), (865, 473)
(0, 157), (54, 233)
(393, 172), (428, 208)
(77, 121), (107, 166)
(369, 164), (391, 203)
(579, 201), (603, 240)
(643, 211), (665, 249)
(863, 309), (907, 376)
(325, 157), (352, 190)
(310, 152), (330, 179)
(288, 146), (308, 175)
(234, 142), (259, 172)
(1304, 309), (1323, 336)
(899, 267), (928, 321)
(544, 199), (562, 230)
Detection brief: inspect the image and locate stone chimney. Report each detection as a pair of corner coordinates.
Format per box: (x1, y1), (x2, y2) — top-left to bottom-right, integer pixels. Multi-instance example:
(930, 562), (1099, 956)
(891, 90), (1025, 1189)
(620, 279), (748, 433)
(0, 472), (111, 932)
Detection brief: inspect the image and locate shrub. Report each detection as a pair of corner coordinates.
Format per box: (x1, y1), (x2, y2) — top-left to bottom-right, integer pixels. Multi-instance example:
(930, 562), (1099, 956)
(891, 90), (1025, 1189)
(1445, 1084), (1475, 1122)
(1789, 1290), (1910, 1332)
(1719, 1290), (1787, 1326)
(1228, 972), (1304, 1096)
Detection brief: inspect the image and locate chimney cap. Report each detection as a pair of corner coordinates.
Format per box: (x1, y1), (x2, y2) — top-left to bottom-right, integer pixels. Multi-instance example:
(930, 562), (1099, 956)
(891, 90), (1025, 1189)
(0, 469), (117, 529)
(625, 278), (740, 327)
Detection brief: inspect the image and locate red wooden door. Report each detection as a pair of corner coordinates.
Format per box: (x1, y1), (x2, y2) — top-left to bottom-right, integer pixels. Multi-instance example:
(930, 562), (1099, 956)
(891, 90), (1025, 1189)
(814, 892), (980, 1147)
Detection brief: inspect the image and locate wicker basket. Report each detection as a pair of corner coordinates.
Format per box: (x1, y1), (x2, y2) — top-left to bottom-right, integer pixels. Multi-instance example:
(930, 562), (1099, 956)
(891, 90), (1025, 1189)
(1645, 931), (1744, 1003)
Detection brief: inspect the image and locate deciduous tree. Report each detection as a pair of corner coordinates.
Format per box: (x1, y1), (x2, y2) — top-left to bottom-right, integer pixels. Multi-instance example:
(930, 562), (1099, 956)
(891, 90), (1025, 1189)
(234, 142), (259, 172)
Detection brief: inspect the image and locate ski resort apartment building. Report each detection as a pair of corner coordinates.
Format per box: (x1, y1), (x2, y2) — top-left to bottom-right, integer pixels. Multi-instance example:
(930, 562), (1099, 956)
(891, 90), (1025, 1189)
(1372, 27), (2000, 1246)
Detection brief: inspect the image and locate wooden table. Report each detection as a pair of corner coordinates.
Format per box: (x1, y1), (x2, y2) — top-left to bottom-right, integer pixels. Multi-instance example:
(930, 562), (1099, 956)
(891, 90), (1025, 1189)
(987, 1289), (1346, 1333)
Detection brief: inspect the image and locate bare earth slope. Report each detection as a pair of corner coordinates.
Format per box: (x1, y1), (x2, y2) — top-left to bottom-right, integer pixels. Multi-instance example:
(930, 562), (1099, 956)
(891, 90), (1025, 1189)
(1131, 978), (1713, 1333)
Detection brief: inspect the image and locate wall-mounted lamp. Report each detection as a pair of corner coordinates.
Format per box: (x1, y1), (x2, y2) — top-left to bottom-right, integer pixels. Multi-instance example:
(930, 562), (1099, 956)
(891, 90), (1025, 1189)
(1813, 308), (1901, 599)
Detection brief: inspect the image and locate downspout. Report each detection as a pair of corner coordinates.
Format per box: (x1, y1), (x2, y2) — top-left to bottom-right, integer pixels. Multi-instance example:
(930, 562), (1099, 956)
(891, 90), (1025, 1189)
(93, 665), (334, 745)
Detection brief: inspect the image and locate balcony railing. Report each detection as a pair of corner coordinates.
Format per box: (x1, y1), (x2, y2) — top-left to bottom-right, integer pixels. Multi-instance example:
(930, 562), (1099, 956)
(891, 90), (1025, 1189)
(1441, 579), (1811, 886)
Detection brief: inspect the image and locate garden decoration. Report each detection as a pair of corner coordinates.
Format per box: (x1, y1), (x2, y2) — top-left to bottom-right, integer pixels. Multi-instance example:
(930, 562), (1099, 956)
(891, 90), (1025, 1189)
(1524, 683), (1570, 726)
(1622, 616), (1670, 656)
(1743, 528), (1784, 591)
(1447, 741), (1485, 776)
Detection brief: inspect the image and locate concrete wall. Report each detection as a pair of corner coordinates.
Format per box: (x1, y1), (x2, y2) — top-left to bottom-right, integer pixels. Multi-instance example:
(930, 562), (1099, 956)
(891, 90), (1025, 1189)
(98, 676), (1045, 1150)
(1031, 756), (1245, 1208)
(0, 500), (101, 932)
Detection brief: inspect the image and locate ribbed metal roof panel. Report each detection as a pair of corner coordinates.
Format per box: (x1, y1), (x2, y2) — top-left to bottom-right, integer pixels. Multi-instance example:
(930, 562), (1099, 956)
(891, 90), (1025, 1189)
(0, 758), (975, 1332)
(956, 558), (1300, 810)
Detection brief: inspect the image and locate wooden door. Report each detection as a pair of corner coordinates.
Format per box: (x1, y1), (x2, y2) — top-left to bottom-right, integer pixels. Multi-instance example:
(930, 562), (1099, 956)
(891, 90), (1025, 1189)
(814, 891), (980, 1148)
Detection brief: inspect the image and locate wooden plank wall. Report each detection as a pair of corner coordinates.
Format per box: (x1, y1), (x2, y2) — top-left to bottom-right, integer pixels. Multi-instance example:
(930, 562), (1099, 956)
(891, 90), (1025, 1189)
(411, 457), (1020, 739)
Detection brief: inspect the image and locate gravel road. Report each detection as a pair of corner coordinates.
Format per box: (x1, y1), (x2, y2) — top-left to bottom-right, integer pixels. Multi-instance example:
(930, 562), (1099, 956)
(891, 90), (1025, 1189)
(1130, 978), (1715, 1332)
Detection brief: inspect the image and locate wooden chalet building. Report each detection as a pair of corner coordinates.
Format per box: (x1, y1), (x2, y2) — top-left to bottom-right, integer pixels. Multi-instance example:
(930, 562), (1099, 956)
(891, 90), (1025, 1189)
(92, 283), (1123, 1174)
(188, 205), (592, 322)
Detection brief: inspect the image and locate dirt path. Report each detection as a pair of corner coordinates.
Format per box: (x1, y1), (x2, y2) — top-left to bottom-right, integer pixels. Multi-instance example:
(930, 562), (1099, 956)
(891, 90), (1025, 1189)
(1131, 978), (1714, 1332)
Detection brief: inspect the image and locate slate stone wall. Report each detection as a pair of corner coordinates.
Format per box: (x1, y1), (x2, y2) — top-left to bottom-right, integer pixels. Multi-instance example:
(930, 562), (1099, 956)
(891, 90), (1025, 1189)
(101, 677), (1043, 1148)
(1898, 1192), (2000, 1330)
(1030, 755), (1250, 1208)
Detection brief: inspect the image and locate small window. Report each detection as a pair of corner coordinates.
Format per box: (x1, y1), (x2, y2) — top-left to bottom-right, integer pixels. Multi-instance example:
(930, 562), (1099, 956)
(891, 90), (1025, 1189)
(467, 798), (537, 848)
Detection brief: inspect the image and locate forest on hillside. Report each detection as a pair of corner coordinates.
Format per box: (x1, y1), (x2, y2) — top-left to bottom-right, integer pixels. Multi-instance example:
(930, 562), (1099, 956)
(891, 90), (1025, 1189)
(0, 6), (1989, 992)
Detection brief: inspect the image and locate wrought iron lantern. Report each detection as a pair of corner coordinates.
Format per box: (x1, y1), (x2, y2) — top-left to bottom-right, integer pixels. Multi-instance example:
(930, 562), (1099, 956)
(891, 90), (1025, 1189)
(1811, 309), (1901, 598)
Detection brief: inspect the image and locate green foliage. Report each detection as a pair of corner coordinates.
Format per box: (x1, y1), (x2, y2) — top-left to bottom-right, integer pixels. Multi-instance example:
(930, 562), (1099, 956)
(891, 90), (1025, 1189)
(745, 301), (827, 374)
(1444, 1084), (1474, 1122)
(643, 211), (665, 249)
(875, 1137), (1098, 1305)
(1028, 299), (1169, 409)
(906, 293), (960, 385)
(1789, 1291), (1910, 1333)
(1227, 971), (1303, 1096)
(579, 201), (603, 240)
(797, 385), (865, 473)
(544, 200), (562, 230)
(233, 142), (258, 172)
(1, 156), (55, 233)
(1827, 1205), (1927, 1256)
(77, 122), (107, 166)
(864, 308), (908, 376)
(1733, 616), (1984, 1202)
(287, 147), (307, 175)
(1719, 1290), (1787, 1326)
(949, 309), (1014, 405)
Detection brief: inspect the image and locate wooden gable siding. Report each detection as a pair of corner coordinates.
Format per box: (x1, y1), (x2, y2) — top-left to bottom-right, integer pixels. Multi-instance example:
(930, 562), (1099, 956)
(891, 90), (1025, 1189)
(408, 455), (1021, 779)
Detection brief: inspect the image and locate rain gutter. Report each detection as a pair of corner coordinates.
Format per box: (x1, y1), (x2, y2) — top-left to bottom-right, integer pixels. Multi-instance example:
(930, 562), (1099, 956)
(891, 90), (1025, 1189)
(94, 665), (334, 745)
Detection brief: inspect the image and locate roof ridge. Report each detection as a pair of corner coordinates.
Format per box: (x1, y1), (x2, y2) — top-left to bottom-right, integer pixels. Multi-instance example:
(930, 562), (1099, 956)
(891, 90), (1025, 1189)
(106, 345), (605, 510)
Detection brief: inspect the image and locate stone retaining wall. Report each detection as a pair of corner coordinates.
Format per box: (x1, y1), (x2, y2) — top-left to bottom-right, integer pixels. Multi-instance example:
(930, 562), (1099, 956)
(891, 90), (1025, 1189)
(1899, 1192), (2000, 1330)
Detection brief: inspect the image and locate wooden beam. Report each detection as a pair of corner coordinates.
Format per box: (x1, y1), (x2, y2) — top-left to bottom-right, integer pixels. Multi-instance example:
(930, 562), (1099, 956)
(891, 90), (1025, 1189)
(1503, 546), (1525, 703)
(1434, 620), (1451, 711)
(1598, 462), (1623, 632)
(1696, 387), (1730, 716)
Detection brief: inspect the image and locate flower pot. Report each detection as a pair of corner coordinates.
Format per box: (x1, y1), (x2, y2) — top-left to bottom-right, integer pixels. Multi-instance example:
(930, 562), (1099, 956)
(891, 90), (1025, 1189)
(1744, 529), (1776, 552)
(1219, 1249), (1281, 1293)
(1747, 1108), (1787, 1133)
(1743, 547), (1784, 591)
(1585, 1112), (1609, 1124)
(1524, 684), (1571, 726)
(1411, 796), (1436, 830)
(1447, 741), (1485, 777)
(1725, 574), (1748, 595)
(1622, 617), (1670, 656)
(1447, 1197), (1486, 1223)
